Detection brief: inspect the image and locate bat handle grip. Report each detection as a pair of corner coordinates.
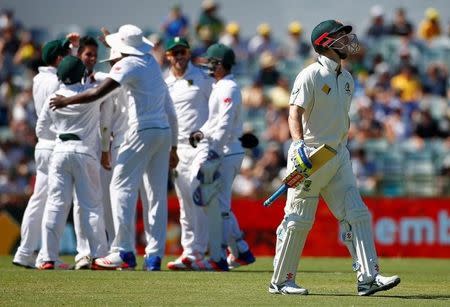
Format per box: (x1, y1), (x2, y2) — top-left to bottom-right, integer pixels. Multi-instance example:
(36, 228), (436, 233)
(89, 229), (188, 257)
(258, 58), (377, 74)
(263, 184), (288, 207)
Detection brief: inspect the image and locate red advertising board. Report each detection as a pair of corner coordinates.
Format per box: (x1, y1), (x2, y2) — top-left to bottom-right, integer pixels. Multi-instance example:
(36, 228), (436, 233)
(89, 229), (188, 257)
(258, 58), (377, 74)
(136, 196), (450, 258)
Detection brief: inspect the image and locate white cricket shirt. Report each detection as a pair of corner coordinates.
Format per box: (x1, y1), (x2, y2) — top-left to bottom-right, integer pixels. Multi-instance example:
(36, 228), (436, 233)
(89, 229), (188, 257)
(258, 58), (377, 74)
(32, 66), (60, 146)
(36, 83), (103, 157)
(200, 74), (243, 156)
(165, 63), (213, 145)
(108, 54), (170, 132)
(289, 55), (354, 149)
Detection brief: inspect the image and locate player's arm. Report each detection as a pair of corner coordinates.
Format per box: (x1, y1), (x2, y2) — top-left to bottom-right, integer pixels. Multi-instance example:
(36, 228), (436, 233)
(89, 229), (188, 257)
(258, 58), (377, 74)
(50, 78), (120, 110)
(36, 97), (53, 139)
(288, 105), (305, 141)
(164, 87), (179, 169)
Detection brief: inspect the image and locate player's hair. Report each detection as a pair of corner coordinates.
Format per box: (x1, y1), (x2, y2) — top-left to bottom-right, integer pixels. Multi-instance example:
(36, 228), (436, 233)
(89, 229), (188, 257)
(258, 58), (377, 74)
(77, 36), (98, 55)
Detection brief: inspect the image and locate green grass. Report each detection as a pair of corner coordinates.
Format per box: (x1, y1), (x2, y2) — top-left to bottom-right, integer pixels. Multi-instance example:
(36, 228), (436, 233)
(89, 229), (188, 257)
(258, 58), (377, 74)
(1, 256), (449, 306)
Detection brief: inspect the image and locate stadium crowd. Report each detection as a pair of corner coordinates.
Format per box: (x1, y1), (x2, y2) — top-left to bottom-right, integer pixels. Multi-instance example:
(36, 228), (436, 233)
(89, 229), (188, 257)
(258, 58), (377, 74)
(0, 2), (449, 214)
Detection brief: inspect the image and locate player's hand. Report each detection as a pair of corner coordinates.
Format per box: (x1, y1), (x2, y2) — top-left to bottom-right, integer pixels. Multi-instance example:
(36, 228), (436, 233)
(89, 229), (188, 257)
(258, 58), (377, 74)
(239, 132), (259, 149)
(289, 140), (313, 173)
(189, 130), (204, 148)
(98, 27), (111, 48)
(101, 151), (112, 170)
(169, 147), (179, 169)
(50, 95), (69, 110)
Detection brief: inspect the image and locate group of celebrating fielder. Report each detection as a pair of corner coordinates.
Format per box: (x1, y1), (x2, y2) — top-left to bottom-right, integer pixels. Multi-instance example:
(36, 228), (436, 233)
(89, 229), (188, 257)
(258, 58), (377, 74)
(12, 19), (400, 296)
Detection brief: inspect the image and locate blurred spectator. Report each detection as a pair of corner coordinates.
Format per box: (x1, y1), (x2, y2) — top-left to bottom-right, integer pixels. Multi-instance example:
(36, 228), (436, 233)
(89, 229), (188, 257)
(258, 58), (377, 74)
(247, 23), (279, 61)
(191, 26), (214, 64)
(254, 51), (283, 87)
(281, 21), (310, 59)
(366, 5), (390, 41)
(389, 7), (414, 37)
(219, 22), (248, 61)
(232, 155), (262, 197)
(391, 64), (422, 103)
(422, 62), (448, 97)
(196, 0), (224, 43)
(161, 4), (189, 39)
(384, 108), (408, 143)
(253, 142), (285, 192)
(412, 109), (443, 139)
(418, 8), (442, 42)
(351, 148), (380, 195)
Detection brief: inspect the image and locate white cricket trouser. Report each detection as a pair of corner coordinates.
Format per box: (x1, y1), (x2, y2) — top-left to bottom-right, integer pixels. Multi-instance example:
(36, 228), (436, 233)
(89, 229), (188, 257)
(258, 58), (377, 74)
(38, 142), (108, 262)
(110, 128), (171, 255)
(14, 142), (53, 261)
(173, 143), (209, 256)
(99, 144), (121, 247)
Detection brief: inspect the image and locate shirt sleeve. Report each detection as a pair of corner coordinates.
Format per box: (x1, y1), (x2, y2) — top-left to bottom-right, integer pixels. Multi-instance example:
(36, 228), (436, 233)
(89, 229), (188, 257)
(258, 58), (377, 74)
(108, 58), (134, 86)
(204, 84), (240, 155)
(289, 68), (315, 110)
(35, 96), (53, 139)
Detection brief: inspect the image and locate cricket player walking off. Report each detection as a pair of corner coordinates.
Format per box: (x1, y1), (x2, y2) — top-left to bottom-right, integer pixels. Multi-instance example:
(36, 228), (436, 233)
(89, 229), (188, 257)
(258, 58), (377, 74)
(13, 40), (72, 269)
(36, 56), (108, 269)
(164, 37), (212, 270)
(269, 20), (400, 295)
(50, 25), (177, 271)
(186, 44), (255, 271)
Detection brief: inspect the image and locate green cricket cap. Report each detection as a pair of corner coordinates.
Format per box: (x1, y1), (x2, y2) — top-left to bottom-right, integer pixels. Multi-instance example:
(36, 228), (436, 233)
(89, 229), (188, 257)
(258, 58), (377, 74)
(204, 43), (235, 66)
(165, 36), (190, 51)
(57, 55), (86, 85)
(41, 39), (70, 65)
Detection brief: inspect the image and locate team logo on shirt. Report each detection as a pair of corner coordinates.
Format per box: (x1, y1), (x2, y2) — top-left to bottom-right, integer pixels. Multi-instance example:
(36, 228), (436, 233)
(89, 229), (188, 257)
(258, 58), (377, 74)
(114, 66), (121, 71)
(291, 88), (300, 96)
(224, 97), (232, 103)
(322, 84), (331, 94)
(345, 82), (351, 95)
(187, 79), (194, 86)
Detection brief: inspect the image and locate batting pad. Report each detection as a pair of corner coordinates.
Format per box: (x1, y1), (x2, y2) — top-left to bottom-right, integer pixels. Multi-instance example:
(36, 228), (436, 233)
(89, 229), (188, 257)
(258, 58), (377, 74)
(271, 220), (309, 285)
(206, 197), (223, 261)
(348, 208), (379, 283)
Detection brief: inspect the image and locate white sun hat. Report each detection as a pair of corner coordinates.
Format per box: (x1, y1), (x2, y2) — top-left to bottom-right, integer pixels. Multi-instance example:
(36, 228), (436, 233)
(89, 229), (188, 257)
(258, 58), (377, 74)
(99, 48), (123, 63)
(105, 24), (153, 56)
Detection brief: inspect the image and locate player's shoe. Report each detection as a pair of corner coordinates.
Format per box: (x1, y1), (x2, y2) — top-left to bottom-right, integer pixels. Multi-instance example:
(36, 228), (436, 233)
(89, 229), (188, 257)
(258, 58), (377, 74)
(185, 258), (229, 271)
(12, 254), (36, 269)
(167, 255), (188, 271)
(37, 261), (73, 270)
(74, 256), (91, 270)
(94, 251), (136, 270)
(227, 249), (256, 269)
(269, 281), (309, 295)
(358, 274), (401, 296)
(143, 255), (161, 271)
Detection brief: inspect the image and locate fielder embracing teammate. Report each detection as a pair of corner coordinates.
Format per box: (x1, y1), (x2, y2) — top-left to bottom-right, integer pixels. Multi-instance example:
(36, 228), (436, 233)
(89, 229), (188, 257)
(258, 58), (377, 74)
(269, 20), (400, 296)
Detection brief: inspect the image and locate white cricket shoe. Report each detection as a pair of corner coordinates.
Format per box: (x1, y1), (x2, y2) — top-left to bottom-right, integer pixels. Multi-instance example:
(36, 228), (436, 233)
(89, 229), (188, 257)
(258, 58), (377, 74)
(75, 256), (91, 270)
(13, 253), (37, 269)
(269, 281), (309, 295)
(94, 251), (136, 270)
(358, 274), (401, 296)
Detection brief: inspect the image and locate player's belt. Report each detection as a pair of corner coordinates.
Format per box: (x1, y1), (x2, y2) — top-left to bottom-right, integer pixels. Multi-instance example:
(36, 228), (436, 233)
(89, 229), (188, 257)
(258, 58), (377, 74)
(59, 133), (81, 141)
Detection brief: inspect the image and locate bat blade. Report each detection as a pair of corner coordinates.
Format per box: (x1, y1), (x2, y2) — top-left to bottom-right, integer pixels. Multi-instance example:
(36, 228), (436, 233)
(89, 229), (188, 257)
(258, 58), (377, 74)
(263, 144), (337, 207)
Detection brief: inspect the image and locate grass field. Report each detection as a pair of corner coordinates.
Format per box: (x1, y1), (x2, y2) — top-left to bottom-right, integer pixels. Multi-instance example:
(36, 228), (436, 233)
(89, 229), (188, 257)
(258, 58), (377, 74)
(1, 256), (449, 306)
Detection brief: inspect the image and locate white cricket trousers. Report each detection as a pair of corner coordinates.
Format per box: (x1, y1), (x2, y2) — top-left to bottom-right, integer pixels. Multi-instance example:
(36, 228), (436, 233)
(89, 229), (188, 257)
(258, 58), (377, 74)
(173, 143), (208, 256)
(39, 143), (108, 262)
(14, 141), (54, 262)
(110, 128), (171, 255)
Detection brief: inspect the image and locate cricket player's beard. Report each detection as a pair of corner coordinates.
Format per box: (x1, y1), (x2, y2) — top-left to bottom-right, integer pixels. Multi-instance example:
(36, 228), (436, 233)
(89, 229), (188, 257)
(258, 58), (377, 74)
(174, 60), (188, 75)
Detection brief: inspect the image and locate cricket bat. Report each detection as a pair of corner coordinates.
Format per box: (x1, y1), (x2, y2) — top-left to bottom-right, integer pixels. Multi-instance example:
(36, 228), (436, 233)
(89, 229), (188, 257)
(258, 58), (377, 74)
(263, 144), (337, 207)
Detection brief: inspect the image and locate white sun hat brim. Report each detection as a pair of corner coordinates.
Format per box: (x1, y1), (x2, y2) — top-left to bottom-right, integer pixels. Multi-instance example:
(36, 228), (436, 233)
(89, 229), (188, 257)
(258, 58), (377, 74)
(105, 28), (154, 56)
